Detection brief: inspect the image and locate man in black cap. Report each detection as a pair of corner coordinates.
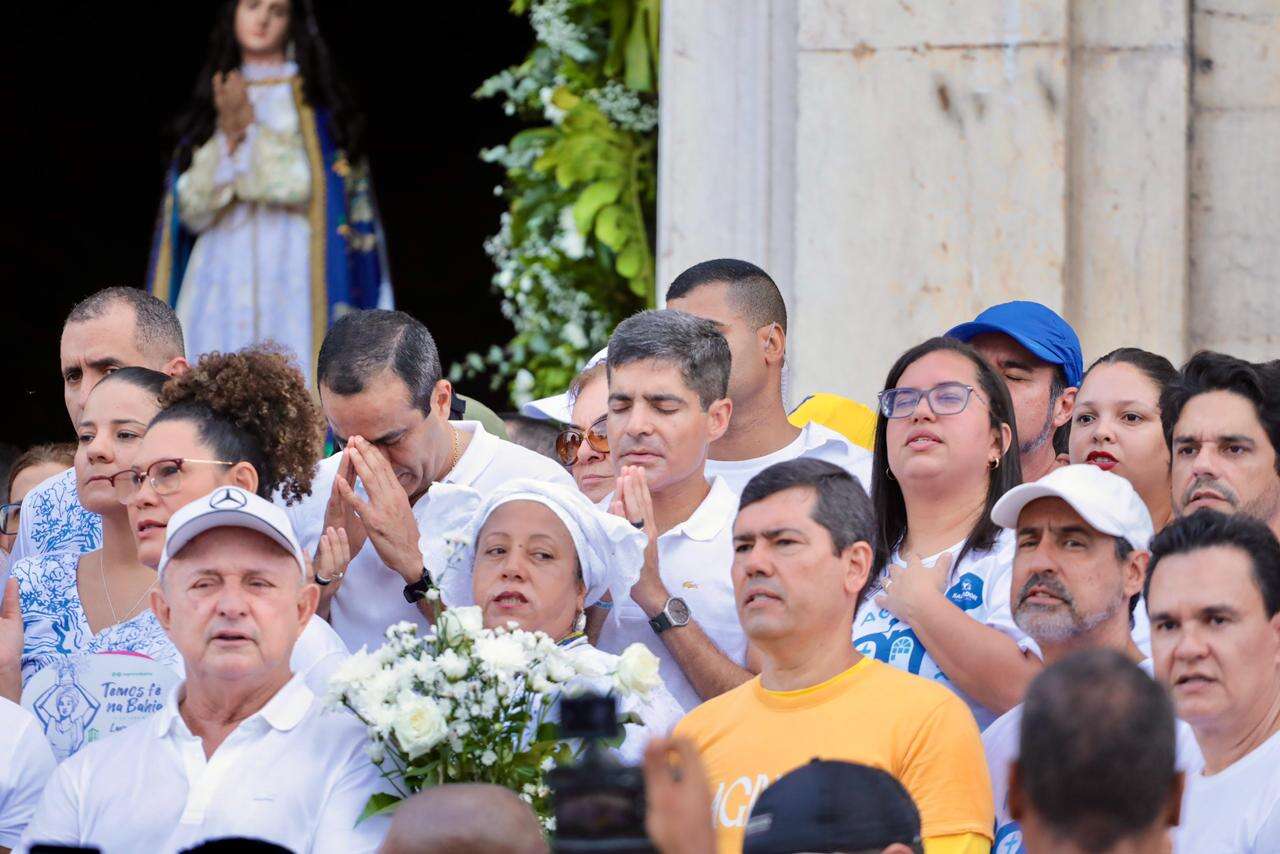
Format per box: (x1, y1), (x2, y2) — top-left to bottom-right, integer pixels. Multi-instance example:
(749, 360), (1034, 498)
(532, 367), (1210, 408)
(744, 760), (923, 854)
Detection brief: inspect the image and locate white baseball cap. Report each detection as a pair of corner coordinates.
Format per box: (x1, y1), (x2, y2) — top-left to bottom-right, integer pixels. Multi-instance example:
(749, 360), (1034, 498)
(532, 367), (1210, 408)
(991, 464), (1155, 551)
(518, 347), (610, 423)
(157, 486), (308, 578)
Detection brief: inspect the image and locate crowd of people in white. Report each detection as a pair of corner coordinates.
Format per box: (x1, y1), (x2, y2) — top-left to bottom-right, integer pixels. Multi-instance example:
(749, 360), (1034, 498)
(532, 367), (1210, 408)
(1, 254), (1279, 854)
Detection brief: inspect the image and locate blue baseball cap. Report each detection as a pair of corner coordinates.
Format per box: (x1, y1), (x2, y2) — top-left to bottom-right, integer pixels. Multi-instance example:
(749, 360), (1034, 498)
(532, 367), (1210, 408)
(947, 301), (1084, 387)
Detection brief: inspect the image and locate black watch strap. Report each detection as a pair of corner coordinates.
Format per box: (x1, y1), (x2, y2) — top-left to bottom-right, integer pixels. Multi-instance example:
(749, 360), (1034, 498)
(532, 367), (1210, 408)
(649, 611), (674, 635)
(403, 569), (435, 604)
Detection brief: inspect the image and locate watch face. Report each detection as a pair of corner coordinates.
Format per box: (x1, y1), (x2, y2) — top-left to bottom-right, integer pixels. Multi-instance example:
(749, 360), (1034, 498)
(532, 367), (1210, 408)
(667, 597), (691, 625)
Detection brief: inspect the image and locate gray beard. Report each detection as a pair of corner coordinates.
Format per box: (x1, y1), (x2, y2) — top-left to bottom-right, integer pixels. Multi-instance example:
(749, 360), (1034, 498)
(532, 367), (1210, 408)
(1015, 596), (1122, 646)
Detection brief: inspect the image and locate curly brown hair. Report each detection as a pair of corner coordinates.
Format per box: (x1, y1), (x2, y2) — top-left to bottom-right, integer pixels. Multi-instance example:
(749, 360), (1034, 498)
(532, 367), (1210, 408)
(152, 345), (324, 504)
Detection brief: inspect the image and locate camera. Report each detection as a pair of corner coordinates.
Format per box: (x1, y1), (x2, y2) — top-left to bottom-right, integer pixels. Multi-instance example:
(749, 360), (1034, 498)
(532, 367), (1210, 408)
(548, 693), (653, 853)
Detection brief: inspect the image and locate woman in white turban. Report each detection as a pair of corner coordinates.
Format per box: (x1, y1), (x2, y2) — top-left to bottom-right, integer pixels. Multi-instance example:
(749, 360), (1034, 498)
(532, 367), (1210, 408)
(422, 478), (683, 763)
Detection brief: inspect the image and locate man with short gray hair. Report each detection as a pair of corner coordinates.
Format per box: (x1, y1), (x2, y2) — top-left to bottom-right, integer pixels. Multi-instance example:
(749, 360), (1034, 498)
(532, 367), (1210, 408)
(21, 487), (391, 853)
(597, 309), (755, 710)
(10, 286), (190, 566)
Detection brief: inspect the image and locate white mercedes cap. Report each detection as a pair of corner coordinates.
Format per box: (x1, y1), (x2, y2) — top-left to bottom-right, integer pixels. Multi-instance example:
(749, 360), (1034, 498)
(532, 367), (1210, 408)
(518, 347), (610, 423)
(991, 464), (1155, 551)
(157, 486), (307, 577)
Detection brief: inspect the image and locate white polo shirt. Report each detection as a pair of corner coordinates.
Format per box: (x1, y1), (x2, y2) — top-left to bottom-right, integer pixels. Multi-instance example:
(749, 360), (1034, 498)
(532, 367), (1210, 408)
(705, 421), (873, 495)
(20, 674), (391, 854)
(0, 699), (55, 848)
(285, 421), (574, 653)
(983, 658), (1203, 854)
(596, 476), (744, 712)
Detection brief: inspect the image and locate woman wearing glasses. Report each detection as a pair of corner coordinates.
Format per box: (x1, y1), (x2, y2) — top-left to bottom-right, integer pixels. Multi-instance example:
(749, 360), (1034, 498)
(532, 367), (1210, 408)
(1, 444), (75, 561)
(853, 337), (1040, 729)
(4, 368), (174, 704)
(121, 346), (350, 676)
(556, 363), (615, 503)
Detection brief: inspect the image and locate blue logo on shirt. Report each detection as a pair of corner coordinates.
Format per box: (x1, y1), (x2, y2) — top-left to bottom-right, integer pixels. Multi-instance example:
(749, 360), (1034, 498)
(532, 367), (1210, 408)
(854, 624), (929, 675)
(993, 821), (1025, 854)
(946, 572), (984, 611)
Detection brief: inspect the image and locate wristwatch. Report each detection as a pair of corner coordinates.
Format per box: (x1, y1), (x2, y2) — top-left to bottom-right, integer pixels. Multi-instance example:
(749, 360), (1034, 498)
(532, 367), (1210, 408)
(649, 597), (691, 635)
(403, 569), (436, 604)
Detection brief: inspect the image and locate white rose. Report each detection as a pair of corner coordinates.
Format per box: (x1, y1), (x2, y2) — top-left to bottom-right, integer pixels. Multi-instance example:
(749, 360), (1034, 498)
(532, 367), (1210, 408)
(545, 651), (576, 683)
(615, 644), (662, 697)
(392, 696), (449, 759)
(436, 648), (469, 680)
(329, 649), (380, 693)
(438, 606), (485, 640)
(480, 749), (498, 767)
(474, 635), (528, 674)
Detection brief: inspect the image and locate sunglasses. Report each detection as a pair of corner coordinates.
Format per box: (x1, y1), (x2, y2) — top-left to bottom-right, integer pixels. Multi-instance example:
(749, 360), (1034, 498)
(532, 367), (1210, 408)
(555, 416), (609, 467)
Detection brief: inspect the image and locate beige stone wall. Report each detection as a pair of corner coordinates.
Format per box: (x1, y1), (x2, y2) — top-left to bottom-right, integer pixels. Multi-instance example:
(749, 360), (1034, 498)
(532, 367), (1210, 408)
(657, 0), (1278, 407)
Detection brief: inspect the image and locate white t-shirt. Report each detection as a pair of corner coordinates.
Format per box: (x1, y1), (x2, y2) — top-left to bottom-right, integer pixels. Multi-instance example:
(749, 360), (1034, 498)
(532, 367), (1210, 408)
(285, 421), (575, 653)
(852, 528), (1035, 730)
(0, 699), (56, 848)
(1176, 727), (1280, 853)
(596, 477), (745, 712)
(704, 421), (873, 495)
(983, 658), (1203, 854)
(19, 674), (392, 854)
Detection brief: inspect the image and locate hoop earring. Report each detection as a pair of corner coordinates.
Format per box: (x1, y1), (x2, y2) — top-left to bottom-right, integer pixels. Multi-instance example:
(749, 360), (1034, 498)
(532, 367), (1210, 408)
(886, 468), (896, 481)
(989, 457), (1001, 471)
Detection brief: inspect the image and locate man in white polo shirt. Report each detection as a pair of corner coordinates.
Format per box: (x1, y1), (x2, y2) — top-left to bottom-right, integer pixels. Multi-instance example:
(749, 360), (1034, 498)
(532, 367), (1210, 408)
(665, 259), (872, 494)
(596, 309), (755, 711)
(289, 309), (573, 653)
(982, 464), (1201, 853)
(20, 487), (390, 853)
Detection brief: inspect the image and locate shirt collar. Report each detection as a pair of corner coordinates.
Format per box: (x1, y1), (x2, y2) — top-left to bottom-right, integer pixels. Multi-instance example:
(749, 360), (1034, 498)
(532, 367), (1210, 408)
(154, 672), (314, 739)
(797, 420), (849, 453)
(663, 476), (737, 543)
(442, 421), (494, 488)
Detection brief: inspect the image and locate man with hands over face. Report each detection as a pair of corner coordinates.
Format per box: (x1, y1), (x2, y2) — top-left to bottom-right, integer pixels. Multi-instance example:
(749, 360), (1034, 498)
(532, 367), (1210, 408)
(285, 310), (572, 653)
(596, 309), (758, 712)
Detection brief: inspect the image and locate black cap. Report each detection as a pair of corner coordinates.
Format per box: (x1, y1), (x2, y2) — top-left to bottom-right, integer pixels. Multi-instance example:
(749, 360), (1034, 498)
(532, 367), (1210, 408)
(743, 759), (922, 854)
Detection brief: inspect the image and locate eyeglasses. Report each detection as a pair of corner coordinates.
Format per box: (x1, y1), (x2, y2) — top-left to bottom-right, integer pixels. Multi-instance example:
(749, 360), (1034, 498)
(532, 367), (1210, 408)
(111, 458), (236, 503)
(877, 382), (986, 419)
(555, 417), (609, 467)
(0, 503), (20, 536)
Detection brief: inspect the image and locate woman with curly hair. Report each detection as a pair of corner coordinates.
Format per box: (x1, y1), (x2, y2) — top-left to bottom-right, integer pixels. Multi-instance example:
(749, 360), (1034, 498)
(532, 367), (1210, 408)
(147, 0), (391, 382)
(118, 346), (351, 685)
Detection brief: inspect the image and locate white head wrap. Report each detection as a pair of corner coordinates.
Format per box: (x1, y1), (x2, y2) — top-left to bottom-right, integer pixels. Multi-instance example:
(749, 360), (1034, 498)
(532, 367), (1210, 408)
(421, 479), (646, 622)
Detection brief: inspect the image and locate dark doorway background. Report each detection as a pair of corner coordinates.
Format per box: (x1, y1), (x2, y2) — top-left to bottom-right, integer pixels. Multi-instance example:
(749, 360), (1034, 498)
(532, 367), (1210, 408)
(0, 2), (528, 448)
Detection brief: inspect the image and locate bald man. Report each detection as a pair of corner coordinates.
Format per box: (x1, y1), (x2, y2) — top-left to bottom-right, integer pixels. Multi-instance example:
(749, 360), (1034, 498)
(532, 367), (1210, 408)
(379, 785), (547, 854)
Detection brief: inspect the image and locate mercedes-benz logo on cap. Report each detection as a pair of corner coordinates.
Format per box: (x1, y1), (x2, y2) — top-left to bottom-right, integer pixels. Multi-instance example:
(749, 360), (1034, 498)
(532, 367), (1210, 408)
(210, 487), (249, 510)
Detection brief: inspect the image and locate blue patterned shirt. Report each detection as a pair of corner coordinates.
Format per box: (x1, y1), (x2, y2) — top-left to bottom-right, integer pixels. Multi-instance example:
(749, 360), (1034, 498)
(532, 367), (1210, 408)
(9, 468), (102, 566)
(12, 551), (178, 686)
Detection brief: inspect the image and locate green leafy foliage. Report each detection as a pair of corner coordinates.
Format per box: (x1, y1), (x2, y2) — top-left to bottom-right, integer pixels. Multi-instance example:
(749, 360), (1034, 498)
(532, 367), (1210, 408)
(456, 0), (660, 405)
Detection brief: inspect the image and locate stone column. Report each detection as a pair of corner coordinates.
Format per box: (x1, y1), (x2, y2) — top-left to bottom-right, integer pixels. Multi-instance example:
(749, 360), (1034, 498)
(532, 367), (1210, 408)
(1188, 1), (1280, 360)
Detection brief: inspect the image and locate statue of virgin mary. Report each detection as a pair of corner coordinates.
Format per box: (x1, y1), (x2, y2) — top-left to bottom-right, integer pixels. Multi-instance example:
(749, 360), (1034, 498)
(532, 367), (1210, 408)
(147, 0), (391, 383)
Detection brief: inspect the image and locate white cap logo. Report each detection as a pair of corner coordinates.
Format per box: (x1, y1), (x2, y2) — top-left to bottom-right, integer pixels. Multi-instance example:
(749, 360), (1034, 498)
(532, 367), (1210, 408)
(210, 487), (248, 510)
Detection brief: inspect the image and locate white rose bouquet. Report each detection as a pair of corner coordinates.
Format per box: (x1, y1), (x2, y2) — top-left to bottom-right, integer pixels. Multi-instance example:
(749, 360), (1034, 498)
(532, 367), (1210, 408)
(327, 601), (661, 827)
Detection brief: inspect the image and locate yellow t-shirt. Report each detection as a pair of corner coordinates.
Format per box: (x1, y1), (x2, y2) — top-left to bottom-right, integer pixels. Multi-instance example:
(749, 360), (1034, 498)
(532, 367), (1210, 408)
(788, 393), (877, 451)
(674, 658), (994, 854)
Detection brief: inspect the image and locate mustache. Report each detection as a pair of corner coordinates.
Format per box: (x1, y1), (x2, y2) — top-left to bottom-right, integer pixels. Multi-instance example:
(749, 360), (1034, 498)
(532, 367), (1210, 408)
(1182, 475), (1239, 508)
(1016, 572), (1075, 608)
